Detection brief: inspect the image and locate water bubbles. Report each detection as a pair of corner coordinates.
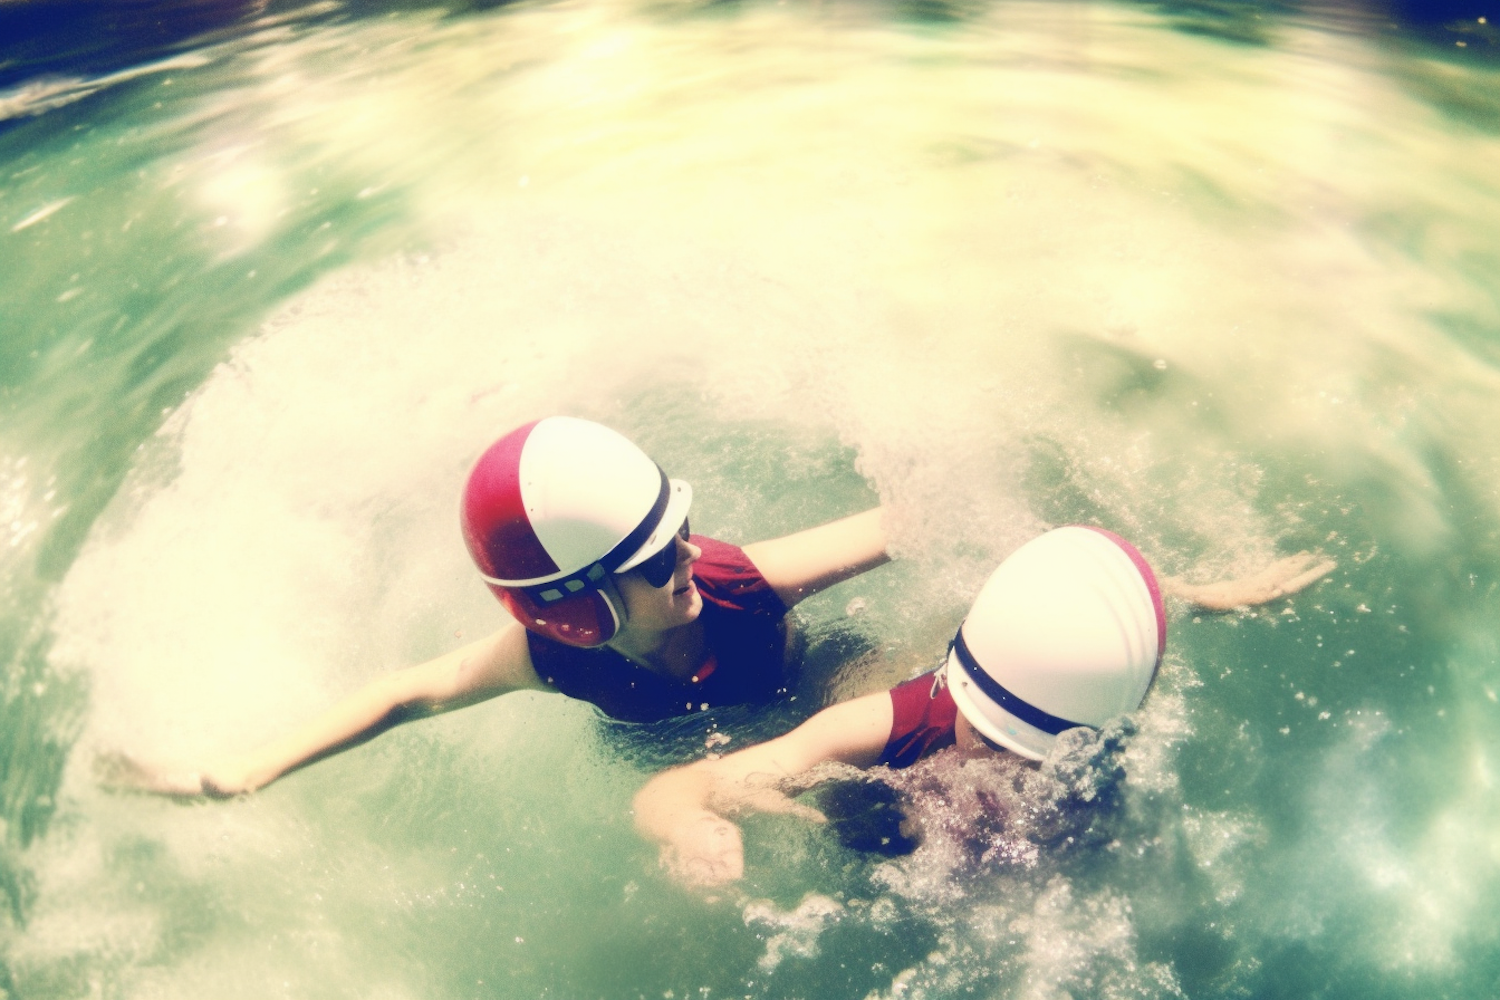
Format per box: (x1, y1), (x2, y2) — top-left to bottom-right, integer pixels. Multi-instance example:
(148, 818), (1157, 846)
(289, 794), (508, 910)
(743, 893), (843, 972)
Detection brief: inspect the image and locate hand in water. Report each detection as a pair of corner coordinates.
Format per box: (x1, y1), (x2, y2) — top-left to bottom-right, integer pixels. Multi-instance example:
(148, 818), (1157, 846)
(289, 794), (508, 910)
(1166, 551), (1337, 612)
(660, 783), (826, 888)
(717, 781), (829, 826)
(94, 750), (252, 799)
(658, 814), (746, 887)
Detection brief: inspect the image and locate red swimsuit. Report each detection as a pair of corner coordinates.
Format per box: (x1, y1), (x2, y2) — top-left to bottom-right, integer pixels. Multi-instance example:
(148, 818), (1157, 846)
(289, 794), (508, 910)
(879, 670), (959, 768)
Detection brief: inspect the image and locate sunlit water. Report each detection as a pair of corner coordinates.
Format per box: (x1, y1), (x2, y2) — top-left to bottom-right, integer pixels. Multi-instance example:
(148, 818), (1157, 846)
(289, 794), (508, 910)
(2, 0), (1499, 996)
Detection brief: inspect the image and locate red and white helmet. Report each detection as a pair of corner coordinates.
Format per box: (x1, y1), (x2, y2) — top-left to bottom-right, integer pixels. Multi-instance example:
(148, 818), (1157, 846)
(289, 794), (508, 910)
(461, 417), (692, 647)
(944, 526), (1166, 760)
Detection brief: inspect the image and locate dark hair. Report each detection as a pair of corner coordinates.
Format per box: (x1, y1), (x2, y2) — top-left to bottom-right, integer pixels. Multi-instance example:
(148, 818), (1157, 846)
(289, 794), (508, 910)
(815, 779), (921, 857)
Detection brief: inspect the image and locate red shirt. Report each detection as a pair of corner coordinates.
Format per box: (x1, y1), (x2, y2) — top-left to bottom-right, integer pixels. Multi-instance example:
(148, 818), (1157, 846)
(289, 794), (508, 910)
(879, 670), (958, 768)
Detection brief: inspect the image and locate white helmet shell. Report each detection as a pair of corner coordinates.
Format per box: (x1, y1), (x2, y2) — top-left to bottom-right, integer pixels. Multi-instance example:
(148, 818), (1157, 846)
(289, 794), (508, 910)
(944, 526), (1165, 760)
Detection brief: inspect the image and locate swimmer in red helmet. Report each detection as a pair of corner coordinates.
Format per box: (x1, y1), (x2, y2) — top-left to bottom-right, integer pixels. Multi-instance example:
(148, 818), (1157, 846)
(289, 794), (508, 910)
(633, 527), (1335, 887)
(104, 416), (894, 797)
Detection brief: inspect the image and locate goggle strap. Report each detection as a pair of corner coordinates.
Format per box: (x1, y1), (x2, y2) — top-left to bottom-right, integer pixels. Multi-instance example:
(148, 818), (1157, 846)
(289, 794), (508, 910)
(950, 627), (1084, 737)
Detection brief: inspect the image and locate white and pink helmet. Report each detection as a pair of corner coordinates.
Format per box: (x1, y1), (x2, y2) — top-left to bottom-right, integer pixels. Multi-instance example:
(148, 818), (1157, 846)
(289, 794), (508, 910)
(461, 417), (692, 647)
(944, 526), (1167, 760)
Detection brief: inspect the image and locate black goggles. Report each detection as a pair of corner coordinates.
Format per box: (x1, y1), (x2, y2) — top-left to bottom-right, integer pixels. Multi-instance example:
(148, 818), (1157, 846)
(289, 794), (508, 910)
(631, 517), (691, 588)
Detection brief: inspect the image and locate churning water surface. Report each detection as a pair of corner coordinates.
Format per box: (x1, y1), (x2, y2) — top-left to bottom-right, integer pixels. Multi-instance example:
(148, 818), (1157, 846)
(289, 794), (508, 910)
(1, 0), (1499, 996)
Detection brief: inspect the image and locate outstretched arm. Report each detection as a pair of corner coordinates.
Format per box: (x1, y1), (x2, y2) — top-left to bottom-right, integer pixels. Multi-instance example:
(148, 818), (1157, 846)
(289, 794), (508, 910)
(98, 622), (548, 798)
(634, 692), (893, 887)
(1162, 551), (1336, 612)
(742, 506), (890, 608)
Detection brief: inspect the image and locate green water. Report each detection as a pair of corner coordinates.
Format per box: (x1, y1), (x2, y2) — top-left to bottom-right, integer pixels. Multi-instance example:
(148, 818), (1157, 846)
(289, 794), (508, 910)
(3, 0), (1500, 996)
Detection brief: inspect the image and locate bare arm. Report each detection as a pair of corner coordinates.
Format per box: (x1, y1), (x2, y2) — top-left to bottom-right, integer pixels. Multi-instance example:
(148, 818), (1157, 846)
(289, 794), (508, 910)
(1162, 551), (1337, 612)
(99, 622), (548, 798)
(633, 691), (894, 887)
(742, 506), (890, 608)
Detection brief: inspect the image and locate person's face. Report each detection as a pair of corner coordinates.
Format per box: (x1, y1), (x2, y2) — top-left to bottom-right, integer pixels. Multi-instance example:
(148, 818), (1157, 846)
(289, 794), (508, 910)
(953, 712), (1048, 771)
(954, 710), (1007, 756)
(615, 532), (703, 633)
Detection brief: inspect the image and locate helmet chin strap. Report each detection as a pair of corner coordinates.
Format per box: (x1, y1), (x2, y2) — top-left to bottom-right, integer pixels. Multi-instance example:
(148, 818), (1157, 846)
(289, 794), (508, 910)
(599, 573), (631, 637)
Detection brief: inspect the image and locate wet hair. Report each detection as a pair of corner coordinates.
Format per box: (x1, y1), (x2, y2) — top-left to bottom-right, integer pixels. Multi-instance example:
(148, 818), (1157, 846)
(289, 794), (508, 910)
(1021, 716), (1135, 850)
(814, 779), (921, 857)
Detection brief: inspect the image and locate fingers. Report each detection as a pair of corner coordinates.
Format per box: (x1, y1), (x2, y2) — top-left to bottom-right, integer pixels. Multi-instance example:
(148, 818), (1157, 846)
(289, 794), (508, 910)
(738, 787), (827, 825)
(1169, 550), (1337, 612)
(1253, 553), (1337, 600)
(199, 775), (246, 800)
(784, 802), (828, 825)
(94, 750), (158, 790)
(663, 849), (741, 888)
(657, 793), (827, 889)
(1257, 551), (1311, 580)
(661, 817), (745, 888)
(1277, 558), (1338, 596)
(94, 750), (210, 798)
(92, 749), (145, 788)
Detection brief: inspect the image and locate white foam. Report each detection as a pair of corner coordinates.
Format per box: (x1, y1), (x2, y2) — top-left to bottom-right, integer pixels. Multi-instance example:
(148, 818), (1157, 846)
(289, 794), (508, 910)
(743, 893), (844, 972)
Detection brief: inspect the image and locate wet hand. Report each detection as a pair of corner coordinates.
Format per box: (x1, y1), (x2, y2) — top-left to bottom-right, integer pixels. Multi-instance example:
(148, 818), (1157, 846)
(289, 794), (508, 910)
(724, 784), (827, 825)
(94, 750), (252, 799)
(659, 814), (746, 888)
(1167, 551), (1337, 611)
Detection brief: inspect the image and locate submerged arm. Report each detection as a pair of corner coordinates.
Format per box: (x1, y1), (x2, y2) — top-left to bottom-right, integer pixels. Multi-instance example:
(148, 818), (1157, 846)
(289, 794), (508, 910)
(99, 622), (547, 798)
(742, 506), (891, 608)
(634, 692), (893, 887)
(1162, 551), (1336, 612)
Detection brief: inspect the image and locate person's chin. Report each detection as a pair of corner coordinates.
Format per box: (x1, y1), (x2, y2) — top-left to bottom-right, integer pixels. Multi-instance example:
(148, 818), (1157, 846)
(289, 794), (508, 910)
(674, 581), (703, 620)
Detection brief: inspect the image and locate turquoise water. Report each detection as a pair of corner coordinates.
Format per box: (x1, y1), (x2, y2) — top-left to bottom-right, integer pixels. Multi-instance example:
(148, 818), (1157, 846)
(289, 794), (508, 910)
(3, 0), (1500, 996)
